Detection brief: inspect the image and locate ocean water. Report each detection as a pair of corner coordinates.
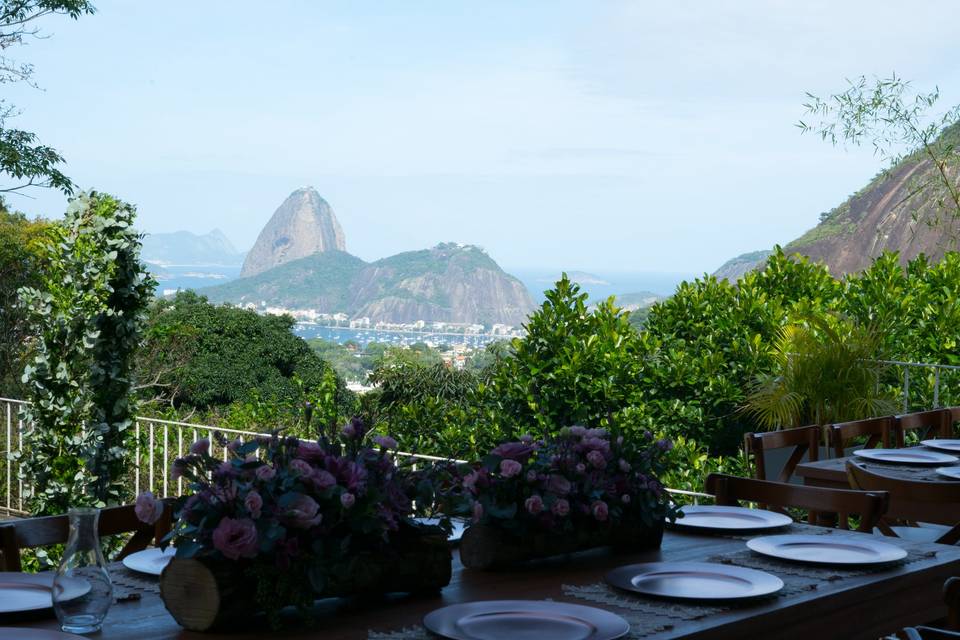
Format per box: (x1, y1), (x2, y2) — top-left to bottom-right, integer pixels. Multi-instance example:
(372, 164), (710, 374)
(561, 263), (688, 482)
(508, 268), (696, 303)
(149, 264), (242, 295)
(292, 324), (509, 348)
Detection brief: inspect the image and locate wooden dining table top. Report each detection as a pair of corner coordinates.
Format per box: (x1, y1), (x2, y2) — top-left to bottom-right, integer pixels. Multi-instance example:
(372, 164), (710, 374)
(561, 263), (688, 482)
(6, 524), (960, 640)
(795, 446), (960, 486)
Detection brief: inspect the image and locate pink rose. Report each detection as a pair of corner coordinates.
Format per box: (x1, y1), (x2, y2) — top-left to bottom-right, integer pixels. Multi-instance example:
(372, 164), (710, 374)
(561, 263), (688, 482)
(552, 498), (570, 517)
(621, 494), (631, 504)
(190, 438), (210, 456)
(281, 494), (323, 529)
(499, 459), (522, 478)
(289, 459), (312, 477)
(295, 441), (324, 461)
(472, 501), (484, 523)
(591, 500), (609, 522)
(134, 491), (164, 525)
(462, 470), (480, 491)
(340, 492), (356, 509)
(312, 469), (336, 490)
(245, 490), (263, 519)
(546, 474), (571, 495)
(212, 517), (258, 560)
(373, 435), (398, 449)
(255, 465), (276, 481)
(492, 442), (534, 461)
(586, 450), (606, 469)
(524, 494), (544, 515)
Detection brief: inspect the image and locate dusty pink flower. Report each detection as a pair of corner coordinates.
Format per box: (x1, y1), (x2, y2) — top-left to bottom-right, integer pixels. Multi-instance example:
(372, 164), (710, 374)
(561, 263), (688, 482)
(472, 501), (484, 523)
(255, 465), (276, 481)
(312, 469), (336, 490)
(281, 494), (323, 529)
(575, 463), (586, 475)
(212, 517), (258, 560)
(499, 459), (522, 478)
(134, 491), (164, 525)
(618, 459), (631, 473)
(341, 422), (357, 438)
(524, 494), (544, 515)
(585, 428), (608, 439)
(226, 438), (242, 452)
(492, 442), (534, 461)
(340, 492), (356, 509)
(289, 458), (312, 477)
(373, 435), (398, 449)
(552, 498), (570, 517)
(546, 474), (571, 495)
(295, 441), (324, 461)
(245, 490), (263, 519)
(621, 494), (631, 504)
(586, 450), (606, 469)
(190, 438), (210, 456)
(591, 500), (609, 522)
(462, 470), (481, 491)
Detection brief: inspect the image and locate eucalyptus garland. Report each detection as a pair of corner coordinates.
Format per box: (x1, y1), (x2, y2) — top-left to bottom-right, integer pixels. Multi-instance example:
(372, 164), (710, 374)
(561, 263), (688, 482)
(18, 191), (155, 514)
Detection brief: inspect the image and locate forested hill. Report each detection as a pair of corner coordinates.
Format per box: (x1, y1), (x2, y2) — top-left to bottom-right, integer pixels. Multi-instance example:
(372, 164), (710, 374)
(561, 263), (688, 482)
(201, 243), (535, 326)
(783, 122), (960, 275)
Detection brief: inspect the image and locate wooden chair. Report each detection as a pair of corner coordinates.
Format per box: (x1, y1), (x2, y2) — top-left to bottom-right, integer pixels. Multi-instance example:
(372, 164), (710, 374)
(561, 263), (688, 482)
(846, 461), (960, 544)
(743, 425), (821, 483)
(895, 409), (953, 447)
(0, 502), (173, 571)
(829, 415), (895, 458)
(705, 473), (889, 532)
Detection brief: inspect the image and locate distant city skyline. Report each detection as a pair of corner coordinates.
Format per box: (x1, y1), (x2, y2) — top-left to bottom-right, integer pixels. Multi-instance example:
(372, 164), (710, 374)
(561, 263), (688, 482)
(5, 1), (960, 273)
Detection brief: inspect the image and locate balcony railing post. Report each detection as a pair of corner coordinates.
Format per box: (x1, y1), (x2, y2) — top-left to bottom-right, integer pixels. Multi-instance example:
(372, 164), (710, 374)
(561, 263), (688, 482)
(163, 424), (169, 498)
(903, 367), (910, 414)
(135, 421), (140, 497)
(149, 422), (155, 494)
(6, 401), (11, 513)
(934, 367), (941, 408)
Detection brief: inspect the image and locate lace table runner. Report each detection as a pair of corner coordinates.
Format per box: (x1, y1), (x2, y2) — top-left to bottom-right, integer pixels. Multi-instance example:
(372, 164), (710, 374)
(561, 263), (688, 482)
(107, 561), (161, 602)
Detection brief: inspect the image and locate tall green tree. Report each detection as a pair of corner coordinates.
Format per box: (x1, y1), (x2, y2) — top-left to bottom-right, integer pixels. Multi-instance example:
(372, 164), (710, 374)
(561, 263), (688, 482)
(1, 0), (95, 193)
(18, 191), (155, 514)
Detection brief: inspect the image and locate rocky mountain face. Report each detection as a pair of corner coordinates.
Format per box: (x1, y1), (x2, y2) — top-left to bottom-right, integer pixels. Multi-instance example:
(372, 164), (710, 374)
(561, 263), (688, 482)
(713, 250), (772, 281)
(142, 229), (245, 266)
(204, 243), (536, 326)
(240, 187), (346, 278)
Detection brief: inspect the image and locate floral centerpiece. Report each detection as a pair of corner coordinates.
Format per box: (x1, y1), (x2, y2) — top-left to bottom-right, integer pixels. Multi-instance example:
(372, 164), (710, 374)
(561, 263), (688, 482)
(138, 419), (451, 631)
(428, 426), (676, 569)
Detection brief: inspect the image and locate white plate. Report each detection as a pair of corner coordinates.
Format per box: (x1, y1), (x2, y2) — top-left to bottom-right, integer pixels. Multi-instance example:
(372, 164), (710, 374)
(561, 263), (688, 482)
(413, 517), (467, 542)
(0, 630), (89, 640)
(853, 448), (958, 466)
(922, 440), (960, 453)
(747, 534), (907, 566)
(673, 505), (792, 532)
(937, 466), (960, 480)
(606, 562), (783, 601)
(0, 573), (90, 614)
(424, 600), (630, 640)
(121, 547), (176, 576)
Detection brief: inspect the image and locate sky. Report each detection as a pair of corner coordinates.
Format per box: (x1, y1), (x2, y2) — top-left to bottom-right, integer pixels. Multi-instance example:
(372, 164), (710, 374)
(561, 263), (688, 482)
(5, 1), (960, 274)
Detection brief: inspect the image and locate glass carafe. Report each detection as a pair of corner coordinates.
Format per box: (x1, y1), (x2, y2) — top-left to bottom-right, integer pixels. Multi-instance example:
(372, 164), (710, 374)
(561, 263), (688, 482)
(53, 507), (114, 634)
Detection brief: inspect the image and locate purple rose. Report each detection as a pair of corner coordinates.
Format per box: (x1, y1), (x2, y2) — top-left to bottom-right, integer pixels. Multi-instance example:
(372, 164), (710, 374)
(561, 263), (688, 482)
(585, 428), (608, 439)
(472, 501), (484, 523)
(463, 470), (481, 491)
(134, 491), (164, 525)
(546, 474), (571, 495)
(245, 490), (263, 519)
(491, 442), (534, 461)
(373, 435), (398, 450)
(552, 498), (570, 517)
(255, 465), (276, 481)
(591, 500), (609, 522)
(295, 441), (324, 461)
(190, 438), (210, 456)
(312, 469), (336, 490)
(281, 494), (323, 529)
(289, 458), (313, 477)
(499, 459), (523, 478)
(212, 517), (258, 560)
(340, 492), (356, 509)
(586, 450), (606, 469)
(618, 458), (631, 472)
(582, 437), (610, 453)
(524, 494), (544, 515)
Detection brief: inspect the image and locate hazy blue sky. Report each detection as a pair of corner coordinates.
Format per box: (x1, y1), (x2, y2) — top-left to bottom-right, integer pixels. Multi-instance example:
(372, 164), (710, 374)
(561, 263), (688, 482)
(5, 1), (960, 273)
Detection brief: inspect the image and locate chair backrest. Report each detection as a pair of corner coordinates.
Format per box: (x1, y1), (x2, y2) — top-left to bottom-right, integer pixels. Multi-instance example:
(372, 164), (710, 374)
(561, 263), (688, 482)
(0, 502), (172, 571)
(895, 409), (953, 447)
(846, 461), (960, 544)
(705, 473), (889, 532)
(829, 416), (895, 458)
(743, 425), (821, 483)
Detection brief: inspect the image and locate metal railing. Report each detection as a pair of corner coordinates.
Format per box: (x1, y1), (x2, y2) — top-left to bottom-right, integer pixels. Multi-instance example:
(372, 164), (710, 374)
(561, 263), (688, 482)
(876, 359), (960, 413)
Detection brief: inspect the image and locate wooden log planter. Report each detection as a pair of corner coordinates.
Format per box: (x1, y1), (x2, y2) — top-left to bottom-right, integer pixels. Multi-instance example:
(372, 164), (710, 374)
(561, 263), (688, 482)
(459, 518), (664, 570)
(159, 525), (452, 632)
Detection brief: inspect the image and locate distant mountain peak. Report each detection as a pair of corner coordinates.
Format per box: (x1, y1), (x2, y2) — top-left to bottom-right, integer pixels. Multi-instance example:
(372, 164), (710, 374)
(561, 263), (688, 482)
(141, 229), (244, 266)
(240, 188), (346, 278)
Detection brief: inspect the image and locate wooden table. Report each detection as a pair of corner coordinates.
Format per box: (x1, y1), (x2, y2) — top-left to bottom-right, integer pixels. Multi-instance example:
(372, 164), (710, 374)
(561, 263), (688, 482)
(7, 527), (960, 640)
(795, 448), (960, 524)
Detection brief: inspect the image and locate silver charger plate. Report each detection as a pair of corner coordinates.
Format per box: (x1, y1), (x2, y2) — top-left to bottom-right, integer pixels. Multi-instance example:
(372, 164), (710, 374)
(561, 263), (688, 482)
(852, 448), (958, 466)
(605, 562), (783, 601)
(0, 630), (89, 640)
(922, 439), (960, 454)
(0, 572), (90, 614)
(423, 600), (630, 640)
(747, 534), (907, 565)
(673, 505), (792, 532)
(122, 546), (176, 576)
(937, 466), (960, 480)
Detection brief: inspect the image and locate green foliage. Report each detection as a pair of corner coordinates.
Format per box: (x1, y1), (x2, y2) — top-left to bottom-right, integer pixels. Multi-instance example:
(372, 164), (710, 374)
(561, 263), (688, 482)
(18, 191), (155, 514)
(0, 203), (52, 395)
(490, 275), (644, 435)
(137, 291), (355, 432)
(744, 314), (896, 428)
